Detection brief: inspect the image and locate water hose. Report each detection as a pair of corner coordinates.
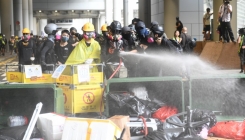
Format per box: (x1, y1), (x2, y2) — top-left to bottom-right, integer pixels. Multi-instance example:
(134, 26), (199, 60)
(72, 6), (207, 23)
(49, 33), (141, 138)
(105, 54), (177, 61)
(139, 116), (148, 136)
(100, 58), (123, 116)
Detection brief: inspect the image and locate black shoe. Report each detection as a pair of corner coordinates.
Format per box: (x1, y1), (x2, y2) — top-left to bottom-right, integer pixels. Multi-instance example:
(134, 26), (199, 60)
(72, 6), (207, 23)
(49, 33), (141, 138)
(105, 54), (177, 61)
(240, 70), (243, 73)
(223, 41), (227, 43)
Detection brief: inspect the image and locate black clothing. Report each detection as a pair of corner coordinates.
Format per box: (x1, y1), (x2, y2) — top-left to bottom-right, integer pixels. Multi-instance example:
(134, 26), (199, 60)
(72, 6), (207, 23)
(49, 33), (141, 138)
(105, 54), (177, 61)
(68, 36), (80, 52)
(18, 39), (35, 65)
(122, 34), (136, 51)
(8, 40), (14, 51)
(96, 34), (107, 51)
(239, 36), (245, 65)
(102, 38), (129, 63)
(221, 21), (234, 42)
(40, 39), (55, 65)
(180, 33), (193, 53)
(176, 20), (183, 34)
(55, 42), (72, 64)
(204, 25), (211, 31)
(85, 42), (91, 47)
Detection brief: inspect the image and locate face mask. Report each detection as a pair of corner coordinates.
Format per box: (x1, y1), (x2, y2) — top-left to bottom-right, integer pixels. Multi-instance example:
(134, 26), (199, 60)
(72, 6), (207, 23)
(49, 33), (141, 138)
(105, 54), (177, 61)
(61, 36), (69, 42)
(39, 38), (42, 40)
(22, 35), (30, 40)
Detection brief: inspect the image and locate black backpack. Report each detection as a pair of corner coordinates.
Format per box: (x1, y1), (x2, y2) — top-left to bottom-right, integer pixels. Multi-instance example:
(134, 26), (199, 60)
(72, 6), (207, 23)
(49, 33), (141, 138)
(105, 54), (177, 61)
(35, 40), (56, 65)
(34, 40), (45, 64)
(183, 34), (196, 52)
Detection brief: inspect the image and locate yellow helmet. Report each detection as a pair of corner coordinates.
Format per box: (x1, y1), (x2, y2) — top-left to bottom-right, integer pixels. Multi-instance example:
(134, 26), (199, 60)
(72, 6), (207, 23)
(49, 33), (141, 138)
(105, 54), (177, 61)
(101, 24), (108, 31)
(22, 28), (30, 34)
(82, 23), (95, 32)
(15, 36), (18, 39)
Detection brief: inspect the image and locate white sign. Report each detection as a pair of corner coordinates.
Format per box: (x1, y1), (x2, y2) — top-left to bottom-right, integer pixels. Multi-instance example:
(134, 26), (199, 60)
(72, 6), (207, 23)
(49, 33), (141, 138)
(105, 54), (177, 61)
(77, 64), (90, 83)
(24, 65), (42, 78)
(52, 65), (66, 78)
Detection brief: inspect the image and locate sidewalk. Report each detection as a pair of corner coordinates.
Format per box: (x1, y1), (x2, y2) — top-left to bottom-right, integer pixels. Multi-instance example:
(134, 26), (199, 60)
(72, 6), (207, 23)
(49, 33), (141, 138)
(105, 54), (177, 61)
(0, 52), (18, 66)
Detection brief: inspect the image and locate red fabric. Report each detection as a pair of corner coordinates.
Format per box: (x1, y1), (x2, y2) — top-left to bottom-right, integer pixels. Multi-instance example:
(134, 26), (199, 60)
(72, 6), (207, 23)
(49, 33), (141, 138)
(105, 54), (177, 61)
(208, 121), (245, 140)
(152, 106), (178, 122)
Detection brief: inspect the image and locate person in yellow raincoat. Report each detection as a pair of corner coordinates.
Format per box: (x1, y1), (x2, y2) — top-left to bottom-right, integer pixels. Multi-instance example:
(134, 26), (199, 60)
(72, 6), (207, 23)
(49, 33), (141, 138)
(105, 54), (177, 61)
(65, 22), (101, 72)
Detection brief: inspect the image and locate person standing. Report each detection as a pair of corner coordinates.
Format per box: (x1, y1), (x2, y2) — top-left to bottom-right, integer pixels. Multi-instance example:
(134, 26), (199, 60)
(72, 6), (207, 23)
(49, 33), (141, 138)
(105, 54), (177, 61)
(203, 8), (213, 40)
(1, 34), (7, 56)
(9, 35), (15, 55)
(40, 23), (58, 67)
(66, 23), (101, 65)
(68, 27), (81, 51)
(55, 30), (72, 64)
(0, 34), (6, 56)
(237, 28), (245, 73)
(176, 17), (183, 35)
(180, 27), (193, 53)
(218, 0), (235, 43)
(18, 28), (35, 69)
(173, 30), (182, 44)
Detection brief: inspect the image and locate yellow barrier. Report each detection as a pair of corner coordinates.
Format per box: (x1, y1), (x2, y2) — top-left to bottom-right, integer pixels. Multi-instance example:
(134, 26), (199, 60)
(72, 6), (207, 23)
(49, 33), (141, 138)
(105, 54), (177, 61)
(6, 72), (55, 83)
(56, 64), (103, 85)
(6, 72), (23, 83)
(59, 85), (104, 114)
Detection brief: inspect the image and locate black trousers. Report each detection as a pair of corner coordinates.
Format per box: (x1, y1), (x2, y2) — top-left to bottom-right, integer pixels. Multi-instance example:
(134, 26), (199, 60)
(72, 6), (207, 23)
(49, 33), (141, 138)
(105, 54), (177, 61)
(221, 21), (234, 42)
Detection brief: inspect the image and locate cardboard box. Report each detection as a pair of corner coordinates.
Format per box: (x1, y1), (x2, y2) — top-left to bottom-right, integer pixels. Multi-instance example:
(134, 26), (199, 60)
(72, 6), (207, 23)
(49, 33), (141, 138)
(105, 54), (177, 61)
(37, 113), (66, 140)
(109, 115), (131, 140)
(61, 117), (121, 140)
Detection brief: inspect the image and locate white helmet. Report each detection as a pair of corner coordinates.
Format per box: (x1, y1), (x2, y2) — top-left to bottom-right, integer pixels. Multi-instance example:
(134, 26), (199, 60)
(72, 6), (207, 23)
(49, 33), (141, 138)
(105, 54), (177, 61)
(44, 23), (58, 35)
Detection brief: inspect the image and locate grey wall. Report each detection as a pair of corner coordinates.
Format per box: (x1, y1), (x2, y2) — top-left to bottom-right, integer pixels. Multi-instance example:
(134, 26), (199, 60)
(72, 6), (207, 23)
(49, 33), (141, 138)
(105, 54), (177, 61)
(150, 0), (204, 41)
(151, 0), (164, 27)
(33, 0), (105, 10)
(179, 0), (204, 41)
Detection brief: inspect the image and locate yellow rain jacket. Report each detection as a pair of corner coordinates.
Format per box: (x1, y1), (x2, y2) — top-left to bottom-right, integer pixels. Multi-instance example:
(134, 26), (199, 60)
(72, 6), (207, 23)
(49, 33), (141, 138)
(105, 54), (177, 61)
(65, 38), (101, 65)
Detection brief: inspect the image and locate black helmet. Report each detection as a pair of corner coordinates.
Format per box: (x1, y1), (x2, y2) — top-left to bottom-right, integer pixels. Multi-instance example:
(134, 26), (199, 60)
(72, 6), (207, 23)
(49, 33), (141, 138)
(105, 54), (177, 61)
(110, 21), (122, 31)
(122, 26), (131, 34)
(238, 28), (245, 35)
(109, 21), (122, 34)
(135, 21), (145, 30)
(150, 21), (159, 31)
(70, 27), (77, 32)
(132, 18), (141, 24)
(152, 25), (164, 36)
(128, 24), (135, 31)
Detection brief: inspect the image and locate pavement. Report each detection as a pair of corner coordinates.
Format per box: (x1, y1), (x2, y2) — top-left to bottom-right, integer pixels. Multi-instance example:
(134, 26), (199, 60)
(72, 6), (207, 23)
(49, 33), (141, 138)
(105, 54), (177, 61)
(0, 52), (18, 82)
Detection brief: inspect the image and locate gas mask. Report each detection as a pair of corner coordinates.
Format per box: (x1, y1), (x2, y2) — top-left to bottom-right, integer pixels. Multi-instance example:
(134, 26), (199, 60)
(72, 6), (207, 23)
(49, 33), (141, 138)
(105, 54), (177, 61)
(22, 34), (30, 41)
(122, 32), (131, 40)
(83, 32), (95, 39)
(102, 31), (108, 37)
(147, 37), (154, 43)
(108, 34), (122, 42)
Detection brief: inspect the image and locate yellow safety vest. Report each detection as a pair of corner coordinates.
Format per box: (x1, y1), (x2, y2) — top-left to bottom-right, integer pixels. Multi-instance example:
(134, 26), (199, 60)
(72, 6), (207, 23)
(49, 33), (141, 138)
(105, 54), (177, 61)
(239, 35), (244, 53)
